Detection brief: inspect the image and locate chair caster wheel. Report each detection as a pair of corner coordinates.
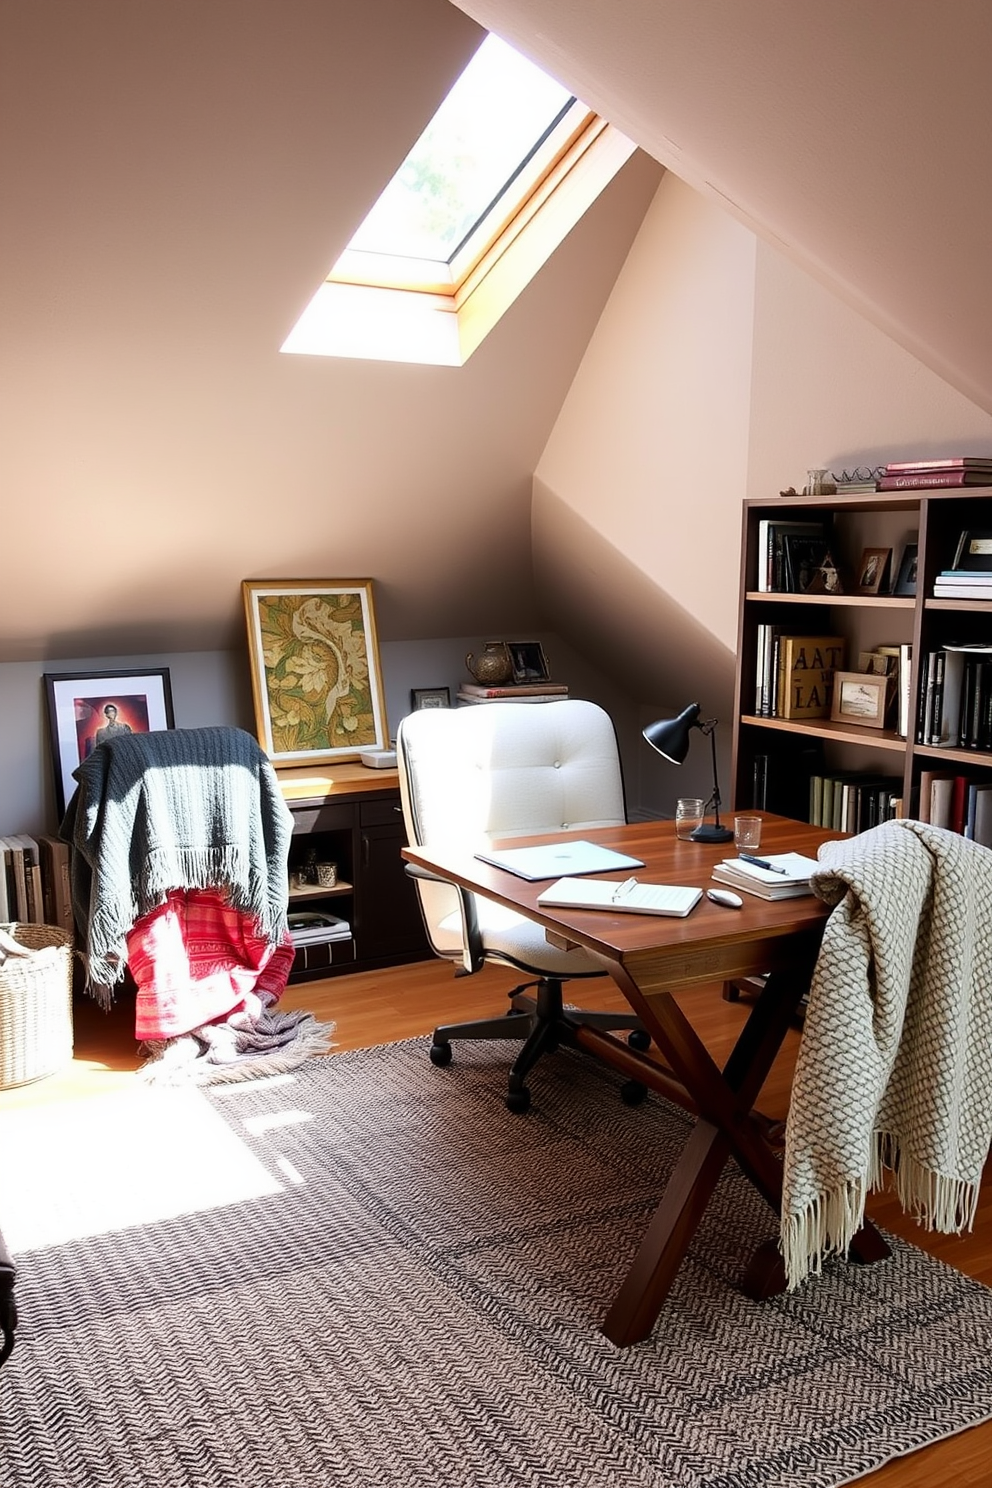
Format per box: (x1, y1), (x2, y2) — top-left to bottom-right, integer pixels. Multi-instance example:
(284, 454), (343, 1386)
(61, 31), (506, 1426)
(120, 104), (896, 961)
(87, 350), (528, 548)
(627, 1028), (651, 1051)
(620, 1080), (647, 1106)
(506, 1085), (531, 1114)
(429, 1041), (453, 1067)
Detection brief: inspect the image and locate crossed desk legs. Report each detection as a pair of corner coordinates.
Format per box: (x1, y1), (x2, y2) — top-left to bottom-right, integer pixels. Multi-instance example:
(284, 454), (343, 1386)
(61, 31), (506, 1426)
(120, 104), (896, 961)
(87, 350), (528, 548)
(573, 949), (889, 1348)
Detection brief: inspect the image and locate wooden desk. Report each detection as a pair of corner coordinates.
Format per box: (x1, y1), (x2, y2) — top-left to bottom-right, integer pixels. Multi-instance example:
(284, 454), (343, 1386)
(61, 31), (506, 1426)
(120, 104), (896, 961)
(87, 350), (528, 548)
(402, 811), (889, 1346)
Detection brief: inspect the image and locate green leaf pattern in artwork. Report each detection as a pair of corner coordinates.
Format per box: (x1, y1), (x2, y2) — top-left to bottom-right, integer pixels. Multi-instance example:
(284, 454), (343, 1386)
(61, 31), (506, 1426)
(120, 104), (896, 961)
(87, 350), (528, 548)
(259, 592), (377, 753)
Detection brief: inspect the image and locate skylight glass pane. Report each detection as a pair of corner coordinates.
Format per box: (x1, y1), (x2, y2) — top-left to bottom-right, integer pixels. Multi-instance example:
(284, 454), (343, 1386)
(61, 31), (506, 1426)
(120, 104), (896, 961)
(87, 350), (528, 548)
(348, 35), (573, 264)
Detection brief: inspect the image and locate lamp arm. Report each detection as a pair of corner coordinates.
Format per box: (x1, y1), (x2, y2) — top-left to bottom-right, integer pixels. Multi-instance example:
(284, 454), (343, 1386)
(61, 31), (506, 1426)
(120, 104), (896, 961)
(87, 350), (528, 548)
(698, 718), (725, 828)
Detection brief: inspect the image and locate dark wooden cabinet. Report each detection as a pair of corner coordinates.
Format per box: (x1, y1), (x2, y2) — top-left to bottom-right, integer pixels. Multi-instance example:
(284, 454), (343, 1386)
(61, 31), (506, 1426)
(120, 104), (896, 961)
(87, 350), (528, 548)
(278, 764), (430, 982)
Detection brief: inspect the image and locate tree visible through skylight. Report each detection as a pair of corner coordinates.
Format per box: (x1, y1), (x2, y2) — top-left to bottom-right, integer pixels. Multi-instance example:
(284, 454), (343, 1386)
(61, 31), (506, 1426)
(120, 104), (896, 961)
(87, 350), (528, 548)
(347, 35), (574, 265)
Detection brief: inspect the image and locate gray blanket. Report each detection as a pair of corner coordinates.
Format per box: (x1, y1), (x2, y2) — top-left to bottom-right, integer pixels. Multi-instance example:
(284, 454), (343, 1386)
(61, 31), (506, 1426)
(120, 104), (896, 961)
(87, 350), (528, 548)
(61, 726), (293, 1000)
(781, 819), (992, 1289)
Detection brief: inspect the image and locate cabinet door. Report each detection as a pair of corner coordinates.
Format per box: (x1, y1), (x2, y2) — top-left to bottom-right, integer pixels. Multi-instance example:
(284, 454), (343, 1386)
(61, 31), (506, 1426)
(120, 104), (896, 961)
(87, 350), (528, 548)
(355, 805), (429, 962)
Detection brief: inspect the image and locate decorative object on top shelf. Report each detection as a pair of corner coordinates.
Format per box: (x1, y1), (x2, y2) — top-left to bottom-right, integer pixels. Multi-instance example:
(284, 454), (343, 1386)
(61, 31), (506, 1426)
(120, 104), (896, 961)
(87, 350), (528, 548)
(410, 687), (451, 710)
(804, 468), (828, 496)
(642, 703), (734, 843)
(855, 547), (892, 595)
(44, 667), (175, 820)
(507, 640), (551, 684)
(465, 640), (514, 686)
(829, 672), (890, 730)
(242, 579), (388, 767)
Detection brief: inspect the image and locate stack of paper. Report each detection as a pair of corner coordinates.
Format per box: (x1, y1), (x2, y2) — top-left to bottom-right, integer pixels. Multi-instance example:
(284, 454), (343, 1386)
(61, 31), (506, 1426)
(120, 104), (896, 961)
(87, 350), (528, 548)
(536, 877), (701, 918)
(711, 852), (821, 901)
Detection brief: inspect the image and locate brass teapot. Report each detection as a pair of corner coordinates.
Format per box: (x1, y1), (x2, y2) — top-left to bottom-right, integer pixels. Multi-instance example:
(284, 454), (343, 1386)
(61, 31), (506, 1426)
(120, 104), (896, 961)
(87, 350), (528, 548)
(465, 640), (513, 686)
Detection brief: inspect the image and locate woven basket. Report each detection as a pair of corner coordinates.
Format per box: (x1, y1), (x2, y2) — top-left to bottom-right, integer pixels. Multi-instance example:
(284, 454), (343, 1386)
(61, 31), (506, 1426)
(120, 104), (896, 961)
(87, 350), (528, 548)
(0, 923), (74, 1090)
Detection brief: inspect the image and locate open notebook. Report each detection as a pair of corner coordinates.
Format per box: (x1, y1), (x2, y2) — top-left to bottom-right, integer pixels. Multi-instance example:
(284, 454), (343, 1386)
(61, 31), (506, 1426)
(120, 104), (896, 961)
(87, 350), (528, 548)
(536, 876), (702, 918)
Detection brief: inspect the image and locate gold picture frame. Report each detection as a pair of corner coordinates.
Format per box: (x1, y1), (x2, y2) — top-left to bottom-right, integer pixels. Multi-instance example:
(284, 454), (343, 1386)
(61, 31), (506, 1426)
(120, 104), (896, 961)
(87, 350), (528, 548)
(242, 579), (388, 765)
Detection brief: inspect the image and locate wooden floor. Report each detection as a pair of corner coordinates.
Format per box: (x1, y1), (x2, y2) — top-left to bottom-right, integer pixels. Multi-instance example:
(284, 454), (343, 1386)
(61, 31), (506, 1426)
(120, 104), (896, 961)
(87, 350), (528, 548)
(2, 959), (990, 1485)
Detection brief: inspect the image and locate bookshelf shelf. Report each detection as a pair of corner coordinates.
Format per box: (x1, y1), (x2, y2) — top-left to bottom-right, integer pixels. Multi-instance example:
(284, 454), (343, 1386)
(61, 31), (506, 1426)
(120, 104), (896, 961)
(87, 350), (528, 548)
(732, 486), (992, 836)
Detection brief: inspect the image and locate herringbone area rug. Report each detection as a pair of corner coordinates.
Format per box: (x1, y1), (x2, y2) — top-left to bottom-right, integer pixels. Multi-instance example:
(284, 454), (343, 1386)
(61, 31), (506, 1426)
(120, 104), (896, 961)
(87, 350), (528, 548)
(2, 1039), (991, 1487)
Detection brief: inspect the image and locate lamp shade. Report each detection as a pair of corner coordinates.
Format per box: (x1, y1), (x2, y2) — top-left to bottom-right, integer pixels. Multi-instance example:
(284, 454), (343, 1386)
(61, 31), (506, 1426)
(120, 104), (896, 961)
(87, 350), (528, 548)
(641, 702), (701, 765)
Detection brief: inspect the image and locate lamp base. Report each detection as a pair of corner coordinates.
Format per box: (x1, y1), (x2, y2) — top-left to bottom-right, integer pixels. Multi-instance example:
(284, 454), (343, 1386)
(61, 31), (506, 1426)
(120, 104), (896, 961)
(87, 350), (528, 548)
(690, 823), (734, 844)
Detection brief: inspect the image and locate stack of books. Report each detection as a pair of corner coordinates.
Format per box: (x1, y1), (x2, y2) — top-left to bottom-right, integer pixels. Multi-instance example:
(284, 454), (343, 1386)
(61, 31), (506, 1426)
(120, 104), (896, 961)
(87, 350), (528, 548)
(287, 911), (351, 946)
(932, 525), (992, 600)
(457, 681), (569, 705)
(753, 629), (845, 719)
(915, 643), (992, 748)
(711, 852), (821, 901)
(878, 457), (992, 491)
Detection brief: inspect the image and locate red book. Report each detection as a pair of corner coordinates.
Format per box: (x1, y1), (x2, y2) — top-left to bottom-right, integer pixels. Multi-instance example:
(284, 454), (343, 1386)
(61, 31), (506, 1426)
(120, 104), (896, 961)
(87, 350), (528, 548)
(951, 775), (969, 836)
(878, 470), (992, 490)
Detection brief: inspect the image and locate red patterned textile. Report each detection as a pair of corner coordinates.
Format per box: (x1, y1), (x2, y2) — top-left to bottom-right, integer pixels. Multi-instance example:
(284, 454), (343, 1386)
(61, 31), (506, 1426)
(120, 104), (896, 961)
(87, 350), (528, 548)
(127, 889), (295, 1041)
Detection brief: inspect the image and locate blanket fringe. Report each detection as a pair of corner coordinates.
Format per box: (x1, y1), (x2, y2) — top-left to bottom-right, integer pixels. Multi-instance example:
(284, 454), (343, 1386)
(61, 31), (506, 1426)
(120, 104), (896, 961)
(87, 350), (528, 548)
(138, 1013), (336, 1087)
(781, 1179), (868, 1292)
(872, 1131), (979, 1235)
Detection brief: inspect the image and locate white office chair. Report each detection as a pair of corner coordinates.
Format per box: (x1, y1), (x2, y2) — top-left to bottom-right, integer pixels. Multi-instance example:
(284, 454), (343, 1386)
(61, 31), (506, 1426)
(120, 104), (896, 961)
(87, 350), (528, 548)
(396, 699), (648, 1113)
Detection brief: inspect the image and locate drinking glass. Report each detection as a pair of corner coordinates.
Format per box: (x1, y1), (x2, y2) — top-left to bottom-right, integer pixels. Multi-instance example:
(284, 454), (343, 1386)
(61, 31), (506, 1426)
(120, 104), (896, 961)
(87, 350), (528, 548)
(675, 797), (705, 840)
(734, 815), (762, 852)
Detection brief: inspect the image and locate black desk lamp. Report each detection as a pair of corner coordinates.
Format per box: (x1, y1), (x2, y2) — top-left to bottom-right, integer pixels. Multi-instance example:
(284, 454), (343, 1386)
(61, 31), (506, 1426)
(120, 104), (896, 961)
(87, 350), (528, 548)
(642, 702), (734, 843)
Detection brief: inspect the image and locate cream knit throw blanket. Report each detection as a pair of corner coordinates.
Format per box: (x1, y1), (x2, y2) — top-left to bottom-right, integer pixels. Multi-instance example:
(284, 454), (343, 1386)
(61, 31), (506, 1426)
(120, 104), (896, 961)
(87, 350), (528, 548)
(781, 819), (992, 1290)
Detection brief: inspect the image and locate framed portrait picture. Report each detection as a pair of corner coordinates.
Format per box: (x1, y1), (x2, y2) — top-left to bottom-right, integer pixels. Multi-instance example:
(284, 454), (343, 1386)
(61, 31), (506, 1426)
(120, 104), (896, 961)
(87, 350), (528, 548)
(829, 671), (890, 729)
(44, 667), (175, 818)
(507, 640), (551, 684)
(893, 541), (919, 596)
(242, 579), (388, 766)
(411, 687), (451, 710)
(855, 546), (892, 595)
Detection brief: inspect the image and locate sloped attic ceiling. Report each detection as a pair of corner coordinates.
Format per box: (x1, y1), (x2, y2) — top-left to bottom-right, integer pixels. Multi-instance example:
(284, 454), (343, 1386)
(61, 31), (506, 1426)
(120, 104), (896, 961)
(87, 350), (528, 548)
(454, 0), (992, 415)
(0, 0), (662, 661)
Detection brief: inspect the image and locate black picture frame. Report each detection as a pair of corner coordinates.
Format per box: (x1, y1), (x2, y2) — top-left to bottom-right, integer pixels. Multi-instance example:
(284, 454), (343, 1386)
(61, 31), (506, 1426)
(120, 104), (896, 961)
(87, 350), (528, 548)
(410, 687), (451, 710)
(507, 641), (550, 684)
(893, 542), (919, 596)
(44, 667), (175, 820)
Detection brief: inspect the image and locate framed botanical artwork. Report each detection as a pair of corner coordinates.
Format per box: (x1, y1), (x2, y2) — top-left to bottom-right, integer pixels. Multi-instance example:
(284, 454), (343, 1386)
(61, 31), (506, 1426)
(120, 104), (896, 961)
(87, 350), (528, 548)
(44, 667), (175, 818)
(829, 671), (890, 729)
(411, 687), (451, 710)
(507, 640), (551, 683)
(242, 579), (388, 766)
(855, 546), (892, 595)
(893, 541), (919, 596)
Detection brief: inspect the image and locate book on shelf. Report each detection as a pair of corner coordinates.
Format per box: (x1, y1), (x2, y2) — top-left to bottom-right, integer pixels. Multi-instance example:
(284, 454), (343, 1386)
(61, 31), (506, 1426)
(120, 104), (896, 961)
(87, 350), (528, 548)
(776, 634), (845, 720)
(916, 644), (992, 748)
(37, 833), (73, 934)
(456, 690), (568, 705)
(0, 837), (28, 922)
(458, 680), (568, 698)
(11, 836), (43, 923)
(808, 771), (901, 833)
(931, 584), (992, 600)
(535, 876), (702, 918)
(878, 470), (992, 490)
(756, 519), (829, 592)
(781, 531), (831, 593)
(710, 852), (820, 901)
(885, 457), (992, 472)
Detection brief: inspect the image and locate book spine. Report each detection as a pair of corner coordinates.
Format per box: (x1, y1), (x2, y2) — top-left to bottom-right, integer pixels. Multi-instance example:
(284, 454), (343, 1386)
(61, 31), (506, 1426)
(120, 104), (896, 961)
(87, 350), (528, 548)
(927, 650), (945, 745)
(886, 459), (992, 472)
(878, 471), (992, 489)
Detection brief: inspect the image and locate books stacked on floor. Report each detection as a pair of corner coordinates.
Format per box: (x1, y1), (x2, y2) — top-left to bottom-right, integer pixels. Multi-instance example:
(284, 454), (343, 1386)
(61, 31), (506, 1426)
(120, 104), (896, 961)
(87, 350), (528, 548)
(808, 771), (903, 833)
(919, 769), (992, 846)
(915, 643), (992, 748)
(932, 526), (992, 599)
(753, 629), (845, 719)
(710, 853), (821, 901)
(877, 457), (992, 491)
(457, 681), (569, 704)
(287, 910), (351, 946)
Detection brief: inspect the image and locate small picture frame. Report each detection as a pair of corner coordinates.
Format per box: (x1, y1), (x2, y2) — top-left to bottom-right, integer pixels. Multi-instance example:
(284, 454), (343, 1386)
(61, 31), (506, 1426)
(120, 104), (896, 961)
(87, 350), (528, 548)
(893, 542), (919, 596)
(507, 640), (550, 684)
(44, 667), (175, 819)
(855, 547), (892, 595)
(829, 671), (889, 730)
(411, 687), (451, 710)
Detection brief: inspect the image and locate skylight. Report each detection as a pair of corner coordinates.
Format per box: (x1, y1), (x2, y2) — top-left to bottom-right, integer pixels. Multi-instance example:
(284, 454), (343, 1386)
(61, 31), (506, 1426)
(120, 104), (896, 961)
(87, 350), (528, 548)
(282, 35), (635, 366)
(347, 35), (573, 265)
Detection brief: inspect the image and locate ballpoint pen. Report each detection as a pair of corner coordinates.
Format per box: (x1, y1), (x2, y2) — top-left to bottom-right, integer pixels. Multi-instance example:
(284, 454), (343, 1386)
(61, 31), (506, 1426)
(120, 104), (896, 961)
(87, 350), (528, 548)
(738, 852), (788, 875)
(612, 876), (639, 900)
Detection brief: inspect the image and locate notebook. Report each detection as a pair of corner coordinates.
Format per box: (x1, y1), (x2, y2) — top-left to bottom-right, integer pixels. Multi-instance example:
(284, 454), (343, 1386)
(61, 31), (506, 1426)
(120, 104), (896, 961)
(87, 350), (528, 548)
(474, 840), (644, 882)
(711, 852), (820, 901)
(536, 876), (701, 917)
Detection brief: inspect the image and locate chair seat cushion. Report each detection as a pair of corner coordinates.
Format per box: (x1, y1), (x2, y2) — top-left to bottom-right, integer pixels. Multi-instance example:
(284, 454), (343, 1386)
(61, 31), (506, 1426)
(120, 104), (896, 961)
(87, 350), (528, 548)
(437, 901), (601, 977)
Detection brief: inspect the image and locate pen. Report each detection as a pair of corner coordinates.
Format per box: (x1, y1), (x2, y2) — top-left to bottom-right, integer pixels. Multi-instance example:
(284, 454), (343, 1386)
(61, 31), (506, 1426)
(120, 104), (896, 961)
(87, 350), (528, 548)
(612, 876), (638, 900)
(739, 852), (788, 875)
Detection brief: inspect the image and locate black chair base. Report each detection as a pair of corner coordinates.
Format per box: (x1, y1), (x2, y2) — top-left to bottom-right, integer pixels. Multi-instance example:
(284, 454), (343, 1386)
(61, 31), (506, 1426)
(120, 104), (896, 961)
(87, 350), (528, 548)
(430, 978), (649, 1113)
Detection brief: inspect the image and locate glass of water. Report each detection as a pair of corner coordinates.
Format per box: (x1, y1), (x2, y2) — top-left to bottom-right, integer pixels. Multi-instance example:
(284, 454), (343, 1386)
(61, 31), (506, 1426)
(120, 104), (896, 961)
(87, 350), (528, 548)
(675, 798), (705, 840)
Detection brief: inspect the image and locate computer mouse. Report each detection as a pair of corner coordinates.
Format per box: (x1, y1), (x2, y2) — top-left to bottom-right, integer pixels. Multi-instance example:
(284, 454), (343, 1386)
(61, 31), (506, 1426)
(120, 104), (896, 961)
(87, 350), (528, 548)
(707, 888), (743, 909)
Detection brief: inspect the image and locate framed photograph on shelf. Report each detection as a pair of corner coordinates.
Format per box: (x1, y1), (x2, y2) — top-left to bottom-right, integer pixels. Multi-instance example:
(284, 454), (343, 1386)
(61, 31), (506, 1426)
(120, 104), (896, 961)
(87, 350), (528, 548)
(507, 640), (550, 684)
(829, 671), (890, 730)
(44, 667), (175, 819)
(855, 547), (892, 595)
(411, 687), (451, 710)
(893, 541), (919, 596)
(242, 579), (388, 766)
